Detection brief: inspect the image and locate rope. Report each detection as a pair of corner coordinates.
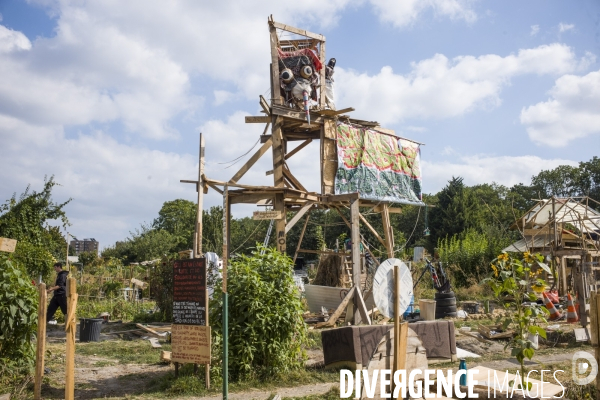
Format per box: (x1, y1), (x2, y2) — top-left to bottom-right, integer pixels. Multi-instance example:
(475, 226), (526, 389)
(218, 137), (261, 168)
(231, 220), (264, 254)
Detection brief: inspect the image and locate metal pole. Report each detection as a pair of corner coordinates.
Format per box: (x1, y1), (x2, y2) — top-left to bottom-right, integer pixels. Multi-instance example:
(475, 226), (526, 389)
(222, 185), (229, 399)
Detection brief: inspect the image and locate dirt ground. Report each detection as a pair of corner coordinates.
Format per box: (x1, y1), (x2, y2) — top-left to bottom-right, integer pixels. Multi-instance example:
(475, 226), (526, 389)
(37, 318), (592, 399)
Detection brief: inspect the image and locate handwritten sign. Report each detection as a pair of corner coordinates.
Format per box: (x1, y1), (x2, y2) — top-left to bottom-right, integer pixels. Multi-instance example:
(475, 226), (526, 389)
(171, 324), (211, 364)
(173, 258), (206, 325)
(253, 210), (283, 220)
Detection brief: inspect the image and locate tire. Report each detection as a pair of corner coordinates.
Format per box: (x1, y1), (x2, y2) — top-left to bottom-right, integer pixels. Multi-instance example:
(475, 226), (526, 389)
(436, 305), (457, 313)
(435, 307), (457, 319)
(434, 291), (455, 299)
(435, 298), (456, 307)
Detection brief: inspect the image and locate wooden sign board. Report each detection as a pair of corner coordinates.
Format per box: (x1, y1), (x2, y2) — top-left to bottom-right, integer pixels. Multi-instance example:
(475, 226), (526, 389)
(171, 324), (211, 364)
(0, 238), (17, 253)
(173, 258), (207, 325)
(253, 210), (283, 220)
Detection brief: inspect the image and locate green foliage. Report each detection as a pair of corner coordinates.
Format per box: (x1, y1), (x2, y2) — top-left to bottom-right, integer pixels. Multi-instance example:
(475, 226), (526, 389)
(102, 280), (124, 297)
(482, 252), (550, 387)
(0, 255), (38, 370)
(438, 227), (515, 287)
(78, 251), (99, 270)
(210, 245), (309, 380)
(153, 199), (197, 251)
(0, 177), (70, 280)
(149, 258), (174, 321)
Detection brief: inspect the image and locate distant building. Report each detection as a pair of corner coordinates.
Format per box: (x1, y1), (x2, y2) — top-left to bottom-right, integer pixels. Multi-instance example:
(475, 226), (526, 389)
(70, 238), (99, 255)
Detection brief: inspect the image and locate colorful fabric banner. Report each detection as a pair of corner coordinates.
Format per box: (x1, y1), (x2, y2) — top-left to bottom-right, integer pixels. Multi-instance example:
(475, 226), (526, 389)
(334, 122), (423, 204)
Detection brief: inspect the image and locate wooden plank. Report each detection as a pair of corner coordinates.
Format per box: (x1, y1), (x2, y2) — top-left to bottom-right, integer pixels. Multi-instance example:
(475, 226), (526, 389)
(285, 202), (314, 234)
(358, 213), (387, 249)
(136, 323), (167, 337)
(148, 338), (162, 348)
(316, 107), (355, 116)
(0, 237), (17, 253)
(245, 116), (270, 123)
(229, 136), (273, 184)
(269, 21), (282, 105)
(34, 283), (47, 400)
(355, 288), (371, 325)
(229, 193), (274, 205)
(293, 211), (311, 264)
(65, 278), (77, 400)
(271, 105), (324, 124)
(373, 204), (402, 214)
(253, 210), (283, 220)
(282, 164), (307, 192)
(259, 95), (271, 115)
(322, 193), (360, 203)
(284, 138), (312, 160)
(270, 21), (325, 41)
(315, 286), (355, 328)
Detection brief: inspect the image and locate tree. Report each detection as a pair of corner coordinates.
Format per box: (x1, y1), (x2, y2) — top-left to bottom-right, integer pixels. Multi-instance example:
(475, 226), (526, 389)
(531, 165), (580, 198)
(153, 199), (196, 251)
(0, 177), (71, 280)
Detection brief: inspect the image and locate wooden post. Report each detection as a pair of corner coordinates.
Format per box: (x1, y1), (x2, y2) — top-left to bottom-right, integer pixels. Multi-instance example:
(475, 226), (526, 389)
(65, 277), (77, 400)
(559, 256), (568, 296)
(222, 186), (230, 400)
(195, 133), (204, 258)
(34, 283), (47, 400)
(392, 264), (408, 394)
(589, 292), (600, 400)
(381, 205), (394, 258)
(582, 252), (593, 327)
(272, 115), (286, 254)
(350, 198), (361, 324)
(292, 212), (311, 264)
(193, 133), (210, 389)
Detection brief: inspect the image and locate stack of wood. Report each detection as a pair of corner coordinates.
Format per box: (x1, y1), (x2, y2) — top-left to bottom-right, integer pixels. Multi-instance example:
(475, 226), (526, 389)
(105, 323), (170, 348)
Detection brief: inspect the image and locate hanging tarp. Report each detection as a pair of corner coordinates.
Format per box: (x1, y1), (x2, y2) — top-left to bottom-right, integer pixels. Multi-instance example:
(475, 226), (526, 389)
(334, 122), (423, 204)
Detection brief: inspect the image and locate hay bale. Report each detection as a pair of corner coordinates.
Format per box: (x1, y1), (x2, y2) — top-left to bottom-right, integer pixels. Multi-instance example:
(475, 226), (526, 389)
(312, 255), (344, 287)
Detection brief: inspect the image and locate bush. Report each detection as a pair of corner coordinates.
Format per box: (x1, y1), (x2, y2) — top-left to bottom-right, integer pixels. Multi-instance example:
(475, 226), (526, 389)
(0, 255), (38, 368)
(210, 245), (309, 380)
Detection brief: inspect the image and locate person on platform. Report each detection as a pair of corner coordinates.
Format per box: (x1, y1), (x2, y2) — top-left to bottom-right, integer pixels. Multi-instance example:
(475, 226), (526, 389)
(47, 262), (69, 324)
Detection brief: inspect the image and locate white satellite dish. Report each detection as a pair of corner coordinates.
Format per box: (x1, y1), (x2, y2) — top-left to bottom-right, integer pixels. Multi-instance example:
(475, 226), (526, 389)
(373, 258), (413, 319)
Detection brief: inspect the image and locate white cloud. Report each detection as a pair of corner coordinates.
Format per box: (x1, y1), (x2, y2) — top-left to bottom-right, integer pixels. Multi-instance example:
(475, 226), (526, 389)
(520, 69), (600, 147)
(559, 23), (574, 33)
(335, 43), (581, 126)
(530, 25), (539, 36)
(0, 25), (32, 52)
(423, 154), (577, 192)
(214, 90), (236, 106)
(0, 116), (198, 247)
(369, 0), (477, 28)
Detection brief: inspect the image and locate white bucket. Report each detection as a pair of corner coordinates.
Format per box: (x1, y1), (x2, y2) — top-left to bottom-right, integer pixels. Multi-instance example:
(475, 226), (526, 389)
(419, 299), (436, 321)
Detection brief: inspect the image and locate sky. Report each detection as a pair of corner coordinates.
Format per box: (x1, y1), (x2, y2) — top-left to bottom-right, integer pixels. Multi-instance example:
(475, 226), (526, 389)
(0, 0), (599, 249)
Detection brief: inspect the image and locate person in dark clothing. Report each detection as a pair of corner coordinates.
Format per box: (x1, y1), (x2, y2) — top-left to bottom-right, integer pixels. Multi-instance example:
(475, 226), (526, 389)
(47, 262), (69, 323)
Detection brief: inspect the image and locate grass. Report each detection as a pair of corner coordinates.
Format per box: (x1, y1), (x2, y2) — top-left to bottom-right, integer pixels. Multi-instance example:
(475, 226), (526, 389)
(74, 340), (172, 365)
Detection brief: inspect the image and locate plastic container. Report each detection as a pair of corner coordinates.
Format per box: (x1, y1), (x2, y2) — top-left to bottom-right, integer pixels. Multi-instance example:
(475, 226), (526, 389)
(419, 299), (436, 321)
(403, 295), (415, 319)
(79, 318), (103, 342)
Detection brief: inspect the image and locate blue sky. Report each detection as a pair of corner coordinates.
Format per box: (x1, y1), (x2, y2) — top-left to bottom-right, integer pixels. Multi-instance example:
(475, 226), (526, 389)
(0, 0), (598, 249)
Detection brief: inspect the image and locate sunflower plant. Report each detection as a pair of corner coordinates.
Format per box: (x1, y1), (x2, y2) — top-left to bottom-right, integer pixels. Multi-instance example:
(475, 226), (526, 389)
(483, 252), (551, 389)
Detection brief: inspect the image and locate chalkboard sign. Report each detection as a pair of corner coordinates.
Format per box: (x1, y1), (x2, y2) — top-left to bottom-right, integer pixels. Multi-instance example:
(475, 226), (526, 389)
(173, 258), (206, 325)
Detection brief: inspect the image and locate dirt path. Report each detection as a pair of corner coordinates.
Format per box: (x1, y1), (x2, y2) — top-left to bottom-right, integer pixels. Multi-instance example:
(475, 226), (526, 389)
(179, 383), (336, 400)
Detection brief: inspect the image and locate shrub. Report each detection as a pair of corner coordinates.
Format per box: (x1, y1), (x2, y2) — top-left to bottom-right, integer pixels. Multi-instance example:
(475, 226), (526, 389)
(0, 255), (38, 368)
(210, 245), (308, 380)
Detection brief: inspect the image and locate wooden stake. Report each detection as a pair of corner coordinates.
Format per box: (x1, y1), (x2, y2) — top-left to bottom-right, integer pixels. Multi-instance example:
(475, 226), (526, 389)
(292, 212), (311, 264)
(392, 264), (408, 394)
(350, 198), (361, 324)
(34, 283), (47, 400)
(65, 277), (77, 400)
(590, 292), (600, 400)
(194, 133), (205, 258)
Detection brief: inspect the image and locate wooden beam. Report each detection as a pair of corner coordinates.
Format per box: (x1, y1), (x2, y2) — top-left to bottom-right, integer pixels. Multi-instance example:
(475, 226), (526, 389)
(316, 107), (355, 116)
(207, 183), (223, 195)
(285, 202), (314, 234)
(34, 283), (47, 400)
(351, 198), (361, 324)
(315, 286), (355, 329)
(282, 164), (307, 192)
(194, 133), (205, 258)
(271, 104), (324, 124)
(373, 204), (403, 214)
(269, 20), (282, 105)
(270, 20), (325, 42)
(284, 138), (312, 160)
(245, 116), (270, 123)
(381, 204), (394, 258)
(358, 213), (387, 249)
(322, 193), (360, 203)
(355, 288), (371, 325)
(293, 211), (311, 264)
(260, 135), (272, 144)
(259, 95), (271, 115)
(229, 193), (274, 205)
(332, 206), (379, 262)
(228, 137), (273, 184)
